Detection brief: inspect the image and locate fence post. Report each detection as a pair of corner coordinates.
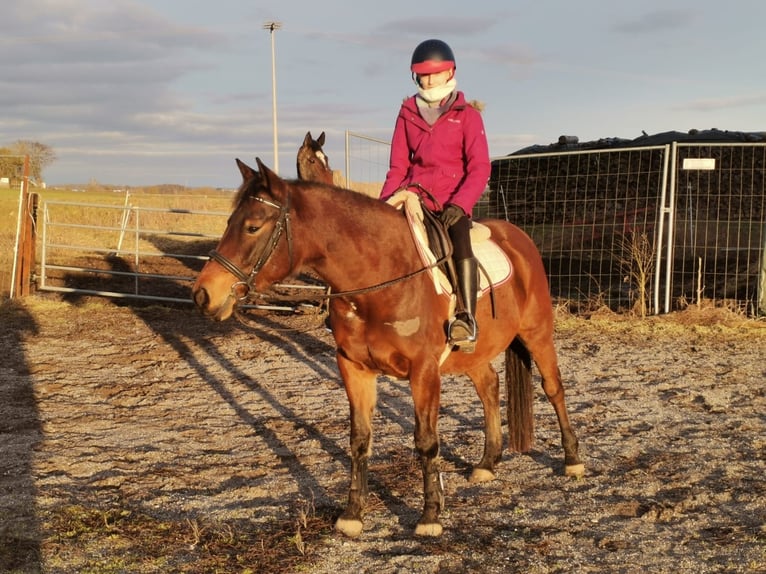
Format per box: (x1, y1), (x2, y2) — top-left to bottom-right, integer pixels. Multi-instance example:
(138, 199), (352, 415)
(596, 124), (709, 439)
(759, 226), (766, 315)
(115, 190), (131, 254)
(11, 155), (35, 297)
(21, 193), (39, 296)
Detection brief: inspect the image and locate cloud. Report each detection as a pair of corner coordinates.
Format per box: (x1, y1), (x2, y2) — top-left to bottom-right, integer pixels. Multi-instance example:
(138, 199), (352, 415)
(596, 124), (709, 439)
(375, 16), (497, 37)
(479, 44), (544, 68)
(613, 9), (693, 34)
(677, 94), (766, 111)
(0, 0), (226, 134)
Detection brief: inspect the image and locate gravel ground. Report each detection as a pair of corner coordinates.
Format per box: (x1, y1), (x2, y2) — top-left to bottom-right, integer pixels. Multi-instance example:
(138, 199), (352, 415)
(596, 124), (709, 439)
(1, 297), (765, 573)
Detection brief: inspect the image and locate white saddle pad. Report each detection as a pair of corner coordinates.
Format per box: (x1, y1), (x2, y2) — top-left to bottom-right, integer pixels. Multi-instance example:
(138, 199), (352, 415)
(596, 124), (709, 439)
(387, 191), (513, 297)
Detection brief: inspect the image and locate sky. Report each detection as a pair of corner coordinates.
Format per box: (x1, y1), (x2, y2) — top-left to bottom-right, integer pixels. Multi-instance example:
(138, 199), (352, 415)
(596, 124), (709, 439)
(2, 0), (765, 188)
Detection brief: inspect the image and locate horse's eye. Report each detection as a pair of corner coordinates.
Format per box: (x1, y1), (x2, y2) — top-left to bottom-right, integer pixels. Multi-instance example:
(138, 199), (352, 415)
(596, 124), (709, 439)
(246, 225), (259, 234)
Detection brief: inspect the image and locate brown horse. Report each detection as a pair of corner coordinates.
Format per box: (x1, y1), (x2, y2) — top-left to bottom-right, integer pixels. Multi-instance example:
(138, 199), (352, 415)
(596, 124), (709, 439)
(192, 158), (583, 537)
(296, 131), (334, 185)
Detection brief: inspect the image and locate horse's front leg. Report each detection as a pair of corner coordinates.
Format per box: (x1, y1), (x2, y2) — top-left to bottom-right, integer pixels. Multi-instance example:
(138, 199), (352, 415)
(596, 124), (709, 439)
(334, 354), (377, 538)
(410, 359), (445, 536)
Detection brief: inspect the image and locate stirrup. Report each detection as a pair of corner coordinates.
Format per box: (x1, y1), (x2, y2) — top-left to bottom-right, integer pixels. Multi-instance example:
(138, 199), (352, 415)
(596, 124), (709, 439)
(448, 314), (477, 353)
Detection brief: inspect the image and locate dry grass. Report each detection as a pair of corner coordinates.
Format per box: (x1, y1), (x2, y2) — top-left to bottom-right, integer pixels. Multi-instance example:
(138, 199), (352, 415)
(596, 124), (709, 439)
(331, 173), (382, 199)
(27, 501), (337, 574)
(0, 188), (22, 296)
(554, 298), (765, 342)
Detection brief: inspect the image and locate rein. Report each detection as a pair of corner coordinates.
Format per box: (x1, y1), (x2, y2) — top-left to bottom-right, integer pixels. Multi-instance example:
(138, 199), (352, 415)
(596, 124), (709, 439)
(208, 189), (453, 304)
(303, 251), (453, 302)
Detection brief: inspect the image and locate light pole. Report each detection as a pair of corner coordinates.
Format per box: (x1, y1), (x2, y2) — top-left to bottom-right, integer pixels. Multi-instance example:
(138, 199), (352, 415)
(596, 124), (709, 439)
(263, 21), (281, 174)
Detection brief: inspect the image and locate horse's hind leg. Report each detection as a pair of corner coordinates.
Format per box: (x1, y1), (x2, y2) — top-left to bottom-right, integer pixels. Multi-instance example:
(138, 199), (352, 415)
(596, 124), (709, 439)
(466, 362), (502, 483)
(526, 336), (584, 477)
(335, 355), (377, 538)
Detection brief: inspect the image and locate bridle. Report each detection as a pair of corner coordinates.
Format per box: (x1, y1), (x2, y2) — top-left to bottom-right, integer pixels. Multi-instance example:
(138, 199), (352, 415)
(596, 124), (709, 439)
(208, 192), (293, 302)
(207, 188), (453, 304)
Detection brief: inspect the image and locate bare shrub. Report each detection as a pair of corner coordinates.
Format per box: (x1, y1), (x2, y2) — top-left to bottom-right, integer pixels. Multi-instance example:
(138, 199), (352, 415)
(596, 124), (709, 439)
(616, 231), (655, 317)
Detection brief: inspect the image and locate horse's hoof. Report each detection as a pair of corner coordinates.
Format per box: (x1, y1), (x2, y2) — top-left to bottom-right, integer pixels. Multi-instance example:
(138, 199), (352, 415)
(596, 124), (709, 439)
(335, 517), (364, 538)
(414, 522), (443, 537)
(469, 468), (495, 483)
(565, 463), (585, 478)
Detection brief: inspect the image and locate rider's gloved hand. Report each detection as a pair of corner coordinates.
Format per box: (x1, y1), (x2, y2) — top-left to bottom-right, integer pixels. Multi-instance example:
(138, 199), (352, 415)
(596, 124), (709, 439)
(439, 204), (466, 228)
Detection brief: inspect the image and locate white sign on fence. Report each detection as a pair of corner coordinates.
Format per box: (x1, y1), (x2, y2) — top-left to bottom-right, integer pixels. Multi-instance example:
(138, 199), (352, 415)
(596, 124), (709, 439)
(682, 158), (716, 170)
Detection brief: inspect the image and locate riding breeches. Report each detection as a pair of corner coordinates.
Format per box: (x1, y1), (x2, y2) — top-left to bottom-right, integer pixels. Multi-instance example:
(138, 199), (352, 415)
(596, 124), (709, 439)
(448, 216), (474, 261)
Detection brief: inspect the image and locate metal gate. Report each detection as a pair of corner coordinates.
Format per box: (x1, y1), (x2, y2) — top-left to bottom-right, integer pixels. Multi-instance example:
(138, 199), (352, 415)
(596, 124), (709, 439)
(37, 197), (326, 310)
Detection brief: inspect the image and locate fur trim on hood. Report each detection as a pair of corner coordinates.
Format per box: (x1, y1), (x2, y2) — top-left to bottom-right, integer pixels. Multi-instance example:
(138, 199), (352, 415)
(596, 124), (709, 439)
(468, 100), (485, 112)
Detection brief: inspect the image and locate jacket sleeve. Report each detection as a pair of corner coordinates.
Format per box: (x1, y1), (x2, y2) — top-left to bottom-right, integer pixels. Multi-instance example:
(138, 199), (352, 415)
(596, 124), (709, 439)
(379, 110), (411, 201)
(449, 108), (491, 215)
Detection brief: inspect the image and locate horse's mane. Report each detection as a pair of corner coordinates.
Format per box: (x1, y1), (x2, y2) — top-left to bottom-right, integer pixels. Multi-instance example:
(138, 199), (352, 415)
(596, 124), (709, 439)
(232, 173), (388, 216)
(300, 179), (397, 216)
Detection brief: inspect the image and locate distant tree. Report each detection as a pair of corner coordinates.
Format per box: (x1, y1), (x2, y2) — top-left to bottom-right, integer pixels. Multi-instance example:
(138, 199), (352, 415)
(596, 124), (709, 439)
(0, 146), (19, 183)
(9, 140), (57, 183)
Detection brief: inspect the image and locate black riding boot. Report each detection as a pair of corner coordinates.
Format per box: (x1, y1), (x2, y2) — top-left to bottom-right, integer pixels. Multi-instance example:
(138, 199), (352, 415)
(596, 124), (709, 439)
(448, 257), (478, 352)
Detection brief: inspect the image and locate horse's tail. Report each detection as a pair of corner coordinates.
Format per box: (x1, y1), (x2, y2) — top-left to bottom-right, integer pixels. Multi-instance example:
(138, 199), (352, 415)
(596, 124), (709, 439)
(505, 337), (534, 452)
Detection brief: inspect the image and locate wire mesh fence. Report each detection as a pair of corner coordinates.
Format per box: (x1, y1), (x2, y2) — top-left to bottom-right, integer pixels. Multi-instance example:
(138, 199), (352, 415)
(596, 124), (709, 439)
(345, 132), (766, 314)
(343, 131), (389, 198)
(489, 143), (766, 315)
(669, 143), (766, 315)
(485, 146), (668, 313)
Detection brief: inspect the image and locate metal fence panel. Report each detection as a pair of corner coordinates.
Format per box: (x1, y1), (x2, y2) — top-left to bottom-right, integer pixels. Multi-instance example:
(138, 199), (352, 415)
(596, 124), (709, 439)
(669, 143), (766, 314)
(344, 131), (390, 186)
(487, 142), (766, 314)
(487, 146), (669, 314)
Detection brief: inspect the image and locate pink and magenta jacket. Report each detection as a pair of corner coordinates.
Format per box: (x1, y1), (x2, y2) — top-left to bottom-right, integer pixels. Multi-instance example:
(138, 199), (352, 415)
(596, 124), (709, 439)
(379, 91), (491, 215)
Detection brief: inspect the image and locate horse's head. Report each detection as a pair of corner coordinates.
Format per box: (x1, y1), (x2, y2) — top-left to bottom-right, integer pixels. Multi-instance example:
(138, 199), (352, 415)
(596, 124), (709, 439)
(192, 158), (294, 320)
(296, 131), (333, 184)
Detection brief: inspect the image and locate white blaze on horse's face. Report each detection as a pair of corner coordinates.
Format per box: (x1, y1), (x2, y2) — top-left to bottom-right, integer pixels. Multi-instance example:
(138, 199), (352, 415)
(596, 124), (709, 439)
(316, 150), (328, 169)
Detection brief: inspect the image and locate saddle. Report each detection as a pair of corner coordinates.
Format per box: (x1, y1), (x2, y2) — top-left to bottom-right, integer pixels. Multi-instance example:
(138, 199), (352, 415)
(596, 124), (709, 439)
(386, 191), (513, 299)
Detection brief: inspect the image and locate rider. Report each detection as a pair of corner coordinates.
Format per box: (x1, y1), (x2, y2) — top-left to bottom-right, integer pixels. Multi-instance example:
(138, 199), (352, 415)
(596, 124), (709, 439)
(380, 39), (491, 351)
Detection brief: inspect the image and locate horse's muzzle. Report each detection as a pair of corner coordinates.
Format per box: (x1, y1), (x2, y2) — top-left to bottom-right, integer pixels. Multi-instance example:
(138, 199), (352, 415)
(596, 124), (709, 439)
(192, 286), (210, 313)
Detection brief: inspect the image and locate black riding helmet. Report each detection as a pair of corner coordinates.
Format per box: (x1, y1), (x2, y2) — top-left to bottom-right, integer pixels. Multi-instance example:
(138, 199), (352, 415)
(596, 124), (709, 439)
(410, 39), (456, 75)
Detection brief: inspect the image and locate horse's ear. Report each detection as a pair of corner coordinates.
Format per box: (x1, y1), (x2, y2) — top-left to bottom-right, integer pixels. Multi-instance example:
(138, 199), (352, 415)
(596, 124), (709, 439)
(317, 131), (325, 146)
(254, 157), (278, 185)
(254, 157), (288, 201)
(303, 132), (312, 146)
(235, 158), (257, 182)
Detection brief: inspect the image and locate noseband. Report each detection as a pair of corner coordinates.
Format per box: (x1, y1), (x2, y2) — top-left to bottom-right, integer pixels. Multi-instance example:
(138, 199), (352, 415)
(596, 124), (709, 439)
(208, 192), (293, 302)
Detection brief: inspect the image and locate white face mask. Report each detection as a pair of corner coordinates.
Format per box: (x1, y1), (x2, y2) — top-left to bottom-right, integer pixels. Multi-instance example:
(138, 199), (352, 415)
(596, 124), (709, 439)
(417, 78), (457, 104)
